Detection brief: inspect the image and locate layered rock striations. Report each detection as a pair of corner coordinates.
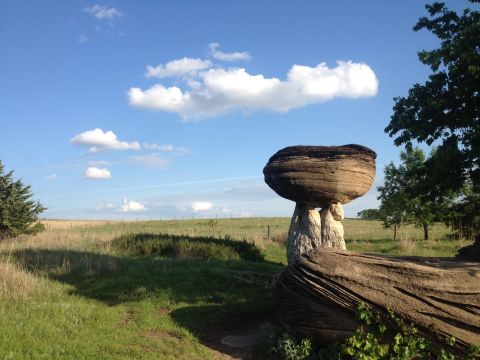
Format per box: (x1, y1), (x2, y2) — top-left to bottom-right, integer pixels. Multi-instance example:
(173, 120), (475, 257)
(263, 144), (376, 206)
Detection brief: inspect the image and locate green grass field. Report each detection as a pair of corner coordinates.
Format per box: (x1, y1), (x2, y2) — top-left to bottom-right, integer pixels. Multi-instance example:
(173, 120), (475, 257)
(0, 218), (472, 359)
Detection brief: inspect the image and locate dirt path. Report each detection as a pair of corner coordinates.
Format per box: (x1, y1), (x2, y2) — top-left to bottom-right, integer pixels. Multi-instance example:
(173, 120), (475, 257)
(199, 312), (276, 359)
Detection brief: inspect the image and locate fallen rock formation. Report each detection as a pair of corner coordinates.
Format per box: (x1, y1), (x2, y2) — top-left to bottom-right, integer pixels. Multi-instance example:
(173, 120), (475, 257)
(276, 248), (480, 355)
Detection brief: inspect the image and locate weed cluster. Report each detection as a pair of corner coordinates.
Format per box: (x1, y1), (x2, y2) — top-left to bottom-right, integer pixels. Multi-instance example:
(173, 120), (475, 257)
(267, 303), (480, 359)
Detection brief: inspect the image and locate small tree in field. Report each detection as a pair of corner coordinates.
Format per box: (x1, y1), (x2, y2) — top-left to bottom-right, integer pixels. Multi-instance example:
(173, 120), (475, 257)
(377, 163), (409, 242)
(0, 161), (46, 239)
(377, 148), (455, 241)
(357, 209), (384, 221)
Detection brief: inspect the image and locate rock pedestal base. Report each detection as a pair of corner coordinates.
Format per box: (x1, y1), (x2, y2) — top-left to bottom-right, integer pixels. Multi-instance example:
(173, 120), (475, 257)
(320, 203), (346, 250)
(287, 203), (346, 264)
(287, 203), (322, 265)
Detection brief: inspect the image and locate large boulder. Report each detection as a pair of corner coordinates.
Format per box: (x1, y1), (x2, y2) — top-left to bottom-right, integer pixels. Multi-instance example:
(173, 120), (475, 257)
(263, 145), (376, 206)
(276, 248), (480, 355)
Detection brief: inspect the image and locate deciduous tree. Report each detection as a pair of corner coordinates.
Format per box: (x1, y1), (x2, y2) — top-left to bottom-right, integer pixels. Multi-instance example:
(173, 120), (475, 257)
(357, 209), (384, 221)
(378, 148), (454, 241)
(385, 1), (480, 192)
(385, 1), (479, 240)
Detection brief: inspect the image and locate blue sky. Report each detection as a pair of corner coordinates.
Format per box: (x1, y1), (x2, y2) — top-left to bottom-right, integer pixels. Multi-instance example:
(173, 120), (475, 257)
(0, 0), (474, 219)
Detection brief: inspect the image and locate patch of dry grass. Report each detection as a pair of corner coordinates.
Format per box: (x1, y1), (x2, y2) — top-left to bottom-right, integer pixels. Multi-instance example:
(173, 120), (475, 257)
(0, 256), (44, 300)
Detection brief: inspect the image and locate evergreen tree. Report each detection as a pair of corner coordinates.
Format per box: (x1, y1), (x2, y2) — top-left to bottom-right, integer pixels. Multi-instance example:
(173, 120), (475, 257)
(0, 161), (46, 239)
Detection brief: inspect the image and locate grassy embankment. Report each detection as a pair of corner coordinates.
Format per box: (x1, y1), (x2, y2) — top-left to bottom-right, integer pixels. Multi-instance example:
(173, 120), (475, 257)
(0, 218), (471, 359)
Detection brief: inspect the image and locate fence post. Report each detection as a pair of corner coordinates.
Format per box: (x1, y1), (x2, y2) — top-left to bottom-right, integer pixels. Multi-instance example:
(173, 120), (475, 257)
(267, 225), (271, 241)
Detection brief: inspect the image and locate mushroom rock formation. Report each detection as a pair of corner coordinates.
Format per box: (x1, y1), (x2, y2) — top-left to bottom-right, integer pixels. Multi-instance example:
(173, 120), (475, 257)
(264, 145), (376, 263)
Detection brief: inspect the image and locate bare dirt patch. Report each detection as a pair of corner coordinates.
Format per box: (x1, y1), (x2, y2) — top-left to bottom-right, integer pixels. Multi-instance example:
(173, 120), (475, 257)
(199, 311), (277, 360)
(144, 330), (182, 340)
(119, 309), (136, 326)
(156, 306), (173, 315)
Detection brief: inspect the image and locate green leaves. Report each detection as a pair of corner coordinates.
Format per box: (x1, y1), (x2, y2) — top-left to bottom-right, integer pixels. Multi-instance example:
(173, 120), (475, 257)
(269, 303), (477, 359)
(340, 303), (461, 360)
(268, 330), (313, 360)
(0, 160), (46, 239)
(386, 1), (480, 198)
(377, 147), (457, 241)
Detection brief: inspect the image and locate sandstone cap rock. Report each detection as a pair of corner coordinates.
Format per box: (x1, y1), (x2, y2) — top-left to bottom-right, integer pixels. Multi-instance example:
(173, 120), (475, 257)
(263, 144), (376, 206)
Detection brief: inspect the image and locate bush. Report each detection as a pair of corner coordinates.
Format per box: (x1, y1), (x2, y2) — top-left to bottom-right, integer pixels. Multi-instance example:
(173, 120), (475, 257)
(110, 233), (264, 261)
(268, 329), (313, 360)
(0, 160), (46, 240)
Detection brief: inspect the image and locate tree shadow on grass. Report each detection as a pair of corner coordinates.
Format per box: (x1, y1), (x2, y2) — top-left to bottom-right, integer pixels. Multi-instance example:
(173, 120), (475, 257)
(10, 246), (282, 357)
(170, 304), (276, 359)
(12, 248), (282, 306)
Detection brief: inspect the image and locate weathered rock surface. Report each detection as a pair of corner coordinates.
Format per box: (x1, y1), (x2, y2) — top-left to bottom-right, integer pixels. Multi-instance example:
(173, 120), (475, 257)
(276, 248), (480, 355)
(263, 144), (376, 206)
(320, 203), (346, 249)
(287, 203), (322, 265)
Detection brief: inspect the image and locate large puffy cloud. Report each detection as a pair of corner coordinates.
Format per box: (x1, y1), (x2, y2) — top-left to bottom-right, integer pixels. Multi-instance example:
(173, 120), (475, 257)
(146, 58), (211, 79)
(83, 167), (111, 179)
(71, 128), (140, 153)
(129, 59), (378, 120)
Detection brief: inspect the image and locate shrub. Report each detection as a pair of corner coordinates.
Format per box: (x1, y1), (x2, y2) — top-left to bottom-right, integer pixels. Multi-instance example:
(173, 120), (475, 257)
(110, 233), (264, 261)
(0, 160), (46, 240)
(268, 329), (313, 360)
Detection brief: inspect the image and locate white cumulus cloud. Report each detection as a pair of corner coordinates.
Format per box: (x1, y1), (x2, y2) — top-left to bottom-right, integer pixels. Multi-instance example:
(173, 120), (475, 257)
(191, 201), (213, 212)
(71, 128), (140, 153)
(208, 43), (251, 62)
(129, 55), (378, 120)
(121, 197), (146, 212)
(84, 5), (124, 20)
(83, 167), (111, 179)
(46, 174), (57, 180)
(128, 153), (170, 169)
(146, 57), (211, 79)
